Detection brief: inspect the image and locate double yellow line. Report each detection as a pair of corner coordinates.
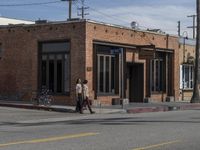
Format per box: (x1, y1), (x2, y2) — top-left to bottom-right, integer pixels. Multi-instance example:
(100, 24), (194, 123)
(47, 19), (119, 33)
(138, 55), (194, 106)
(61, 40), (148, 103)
(0, 132), (99, 148)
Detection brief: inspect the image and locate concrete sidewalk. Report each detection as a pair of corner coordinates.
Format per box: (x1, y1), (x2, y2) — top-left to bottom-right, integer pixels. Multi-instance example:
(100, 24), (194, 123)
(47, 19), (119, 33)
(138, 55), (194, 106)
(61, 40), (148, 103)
(126, 102), (200, 113)
(0, 100), (125, 114)
(0, 100), (200, 114)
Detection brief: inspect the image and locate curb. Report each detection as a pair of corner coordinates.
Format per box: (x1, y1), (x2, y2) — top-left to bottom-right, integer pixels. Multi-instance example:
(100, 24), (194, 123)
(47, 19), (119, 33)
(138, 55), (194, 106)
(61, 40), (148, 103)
(126, 106), (168, 113)
(1, 102), (200, 114)
(126, 104), (200, 114)
(0, 103), (76, 113)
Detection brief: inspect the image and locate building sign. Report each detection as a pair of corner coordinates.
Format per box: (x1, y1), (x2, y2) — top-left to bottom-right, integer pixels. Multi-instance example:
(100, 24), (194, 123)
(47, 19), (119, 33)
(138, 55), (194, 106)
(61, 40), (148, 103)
(87, 67), (92, 72)
(110, 48), (123, 54)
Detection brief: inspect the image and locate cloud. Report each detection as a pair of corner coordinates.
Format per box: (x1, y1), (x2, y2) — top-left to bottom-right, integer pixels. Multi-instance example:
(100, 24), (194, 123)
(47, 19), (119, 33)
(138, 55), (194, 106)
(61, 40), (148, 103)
(89, 4), (195, 37)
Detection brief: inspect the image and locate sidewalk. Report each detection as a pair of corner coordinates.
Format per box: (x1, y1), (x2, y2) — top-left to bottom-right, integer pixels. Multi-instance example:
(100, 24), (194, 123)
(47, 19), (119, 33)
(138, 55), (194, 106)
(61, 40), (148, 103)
(0, 100), (200, 114)
(0, 100), (125, 114)
(126, 102), (200, 113)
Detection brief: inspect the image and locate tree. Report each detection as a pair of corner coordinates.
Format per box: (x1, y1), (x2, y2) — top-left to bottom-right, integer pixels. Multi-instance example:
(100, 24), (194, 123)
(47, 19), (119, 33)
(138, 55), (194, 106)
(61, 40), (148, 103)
(191, 0), (200, 103)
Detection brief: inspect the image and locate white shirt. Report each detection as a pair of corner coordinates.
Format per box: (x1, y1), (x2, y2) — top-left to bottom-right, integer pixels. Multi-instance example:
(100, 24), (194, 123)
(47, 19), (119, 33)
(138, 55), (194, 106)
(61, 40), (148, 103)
(76, 83), (82, 94)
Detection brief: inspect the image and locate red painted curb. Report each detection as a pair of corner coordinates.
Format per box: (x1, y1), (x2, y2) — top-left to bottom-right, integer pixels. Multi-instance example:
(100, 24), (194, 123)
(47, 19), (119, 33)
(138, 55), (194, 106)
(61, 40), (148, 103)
(127, 104), (200, 114)
(127, 107), (169, 114)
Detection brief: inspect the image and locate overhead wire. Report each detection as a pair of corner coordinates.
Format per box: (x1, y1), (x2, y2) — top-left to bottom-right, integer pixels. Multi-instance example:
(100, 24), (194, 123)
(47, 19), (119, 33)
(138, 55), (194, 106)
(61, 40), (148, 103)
(0, 1), (62, 7)
(0, 0), (185, 35)
(75, 0), (130, 25)
(77, 1), (187, 36)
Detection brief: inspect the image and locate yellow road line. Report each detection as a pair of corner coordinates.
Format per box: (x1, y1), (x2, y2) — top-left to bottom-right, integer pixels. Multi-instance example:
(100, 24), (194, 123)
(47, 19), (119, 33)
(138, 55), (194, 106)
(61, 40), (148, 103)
(132, 140), (181, 150)
(0, 132), (99, 148)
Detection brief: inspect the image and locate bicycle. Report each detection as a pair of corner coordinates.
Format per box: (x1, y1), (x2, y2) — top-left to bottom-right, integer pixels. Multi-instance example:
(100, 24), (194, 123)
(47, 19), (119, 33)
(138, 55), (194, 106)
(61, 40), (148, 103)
(31, 88), (54, 106)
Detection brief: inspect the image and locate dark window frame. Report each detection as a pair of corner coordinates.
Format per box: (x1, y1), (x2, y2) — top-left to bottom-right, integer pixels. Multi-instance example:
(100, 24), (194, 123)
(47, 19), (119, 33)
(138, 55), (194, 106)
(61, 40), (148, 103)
(0, 43), (3, 59)
(181, 64), (194, 90)
(150, 58), (165, 93)
(96, 45), (123, 96)
(38, 40), (70, 96)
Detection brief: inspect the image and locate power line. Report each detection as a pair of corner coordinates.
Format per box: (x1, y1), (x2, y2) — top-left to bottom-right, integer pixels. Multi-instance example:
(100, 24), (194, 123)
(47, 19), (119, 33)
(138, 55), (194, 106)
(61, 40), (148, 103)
(187, 14), (197, 39)
(0, 1), (62, 7)
(77, 0), (89, 19)
(81, 2), (174, 33)
(75, 0), (129, 24)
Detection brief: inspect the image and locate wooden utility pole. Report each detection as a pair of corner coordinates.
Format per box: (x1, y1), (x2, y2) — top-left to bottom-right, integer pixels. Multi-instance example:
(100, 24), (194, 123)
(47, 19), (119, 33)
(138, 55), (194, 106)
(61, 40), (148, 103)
(78, 0), (89, 19)
(61, 0), (74, 20)
(187, 15), (197, 39)
(178, 21), (181, 36)
(191, 0), (200, 103)
(69, 0), (72, 19)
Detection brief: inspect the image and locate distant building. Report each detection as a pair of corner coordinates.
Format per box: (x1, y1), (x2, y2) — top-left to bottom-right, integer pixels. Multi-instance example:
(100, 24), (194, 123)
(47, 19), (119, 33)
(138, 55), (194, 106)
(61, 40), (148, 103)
(0, 16), (33, 25)
(179, 37), (195, 101)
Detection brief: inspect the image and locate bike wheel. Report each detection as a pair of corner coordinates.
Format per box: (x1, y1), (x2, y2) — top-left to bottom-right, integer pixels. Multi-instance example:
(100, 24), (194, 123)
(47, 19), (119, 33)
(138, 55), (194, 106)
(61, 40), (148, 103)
(46, 96), (54, 106)
(31, 97), (38, 105)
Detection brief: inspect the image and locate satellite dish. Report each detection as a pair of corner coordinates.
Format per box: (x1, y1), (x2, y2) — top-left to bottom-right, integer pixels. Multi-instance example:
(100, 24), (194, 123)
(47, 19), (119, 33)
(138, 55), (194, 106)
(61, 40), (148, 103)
(131, 21), (139, 29)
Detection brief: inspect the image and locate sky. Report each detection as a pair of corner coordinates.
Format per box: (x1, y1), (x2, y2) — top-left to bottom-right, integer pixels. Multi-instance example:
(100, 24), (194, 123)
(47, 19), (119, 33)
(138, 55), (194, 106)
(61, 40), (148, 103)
(0, 0), (196, 37)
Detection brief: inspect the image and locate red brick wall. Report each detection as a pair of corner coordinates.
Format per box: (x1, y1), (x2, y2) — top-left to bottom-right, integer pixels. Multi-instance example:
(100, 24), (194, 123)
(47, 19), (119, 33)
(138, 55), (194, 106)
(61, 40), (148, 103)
(85, 21), (179, 103)
(0, 20), (180, 105)
(0, 21), (86, 105)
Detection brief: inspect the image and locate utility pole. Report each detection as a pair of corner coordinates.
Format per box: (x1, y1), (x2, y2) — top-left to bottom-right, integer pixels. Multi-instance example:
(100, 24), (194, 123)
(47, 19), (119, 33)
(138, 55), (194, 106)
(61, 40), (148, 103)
(187, 15), (197, 39)
(69, 0), (72, 19)
(78, 0), (89, 19)
(61, 0), (76, 20)
(178, 21), (181, 36)
(191, 0), (200, 103)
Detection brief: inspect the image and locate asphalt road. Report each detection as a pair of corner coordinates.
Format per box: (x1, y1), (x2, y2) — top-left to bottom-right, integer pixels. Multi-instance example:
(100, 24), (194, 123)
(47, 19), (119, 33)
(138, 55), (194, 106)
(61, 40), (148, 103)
(0, 107), (200, 150)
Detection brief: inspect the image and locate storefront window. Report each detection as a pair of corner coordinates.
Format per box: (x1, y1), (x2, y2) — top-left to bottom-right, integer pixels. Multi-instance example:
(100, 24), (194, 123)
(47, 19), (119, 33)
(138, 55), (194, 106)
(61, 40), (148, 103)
(180, 64), (193, 89)
(97, 54), (115, 94)
(96, 45), (122, 95)
(151, 59), (163, 92)
(40, 41), (70, 94)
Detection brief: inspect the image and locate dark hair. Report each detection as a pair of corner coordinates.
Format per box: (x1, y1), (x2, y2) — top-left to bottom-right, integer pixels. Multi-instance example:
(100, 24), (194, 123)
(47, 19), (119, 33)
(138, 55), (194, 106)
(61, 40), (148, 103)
(83, 79), (88, 84)
(76, 78), (81, 84)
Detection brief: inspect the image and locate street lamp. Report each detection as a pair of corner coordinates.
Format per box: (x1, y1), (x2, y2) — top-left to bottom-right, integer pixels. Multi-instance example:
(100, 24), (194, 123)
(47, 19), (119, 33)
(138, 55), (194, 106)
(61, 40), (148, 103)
(182, 31), (188, 63)
(181, 31), (188, 101)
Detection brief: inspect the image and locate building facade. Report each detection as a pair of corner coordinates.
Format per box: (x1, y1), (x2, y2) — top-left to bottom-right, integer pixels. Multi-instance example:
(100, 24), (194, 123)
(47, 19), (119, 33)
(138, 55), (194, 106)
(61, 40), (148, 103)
(0, 20), (179, 105)
(179, 37), (195, 101)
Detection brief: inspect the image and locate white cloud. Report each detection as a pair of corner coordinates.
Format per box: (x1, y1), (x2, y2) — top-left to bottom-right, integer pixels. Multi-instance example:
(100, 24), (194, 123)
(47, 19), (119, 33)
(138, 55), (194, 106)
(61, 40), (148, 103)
(89, 4), (195, 37)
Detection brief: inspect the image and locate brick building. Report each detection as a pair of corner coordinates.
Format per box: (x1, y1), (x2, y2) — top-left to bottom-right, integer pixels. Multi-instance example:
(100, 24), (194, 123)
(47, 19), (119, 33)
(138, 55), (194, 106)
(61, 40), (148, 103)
(179, 37), (195, 101)
(0, 16), (33, 25)
(0, 20), (179, 105)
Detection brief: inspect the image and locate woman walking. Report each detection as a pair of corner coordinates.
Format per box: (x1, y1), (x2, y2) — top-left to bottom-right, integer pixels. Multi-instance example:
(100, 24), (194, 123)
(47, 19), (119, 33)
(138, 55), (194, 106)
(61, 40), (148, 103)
(75, 78), (83, 114)
(82, 80), (95, 114)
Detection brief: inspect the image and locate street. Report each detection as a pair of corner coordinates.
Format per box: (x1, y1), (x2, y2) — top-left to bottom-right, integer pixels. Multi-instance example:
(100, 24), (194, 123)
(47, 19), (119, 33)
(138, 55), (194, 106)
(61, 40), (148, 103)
(0, 107), (200, 150)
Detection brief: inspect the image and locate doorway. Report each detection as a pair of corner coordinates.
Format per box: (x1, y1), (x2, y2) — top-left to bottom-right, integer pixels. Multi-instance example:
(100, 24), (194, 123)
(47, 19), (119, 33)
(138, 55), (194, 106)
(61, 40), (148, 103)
(127, 63), (144, 103)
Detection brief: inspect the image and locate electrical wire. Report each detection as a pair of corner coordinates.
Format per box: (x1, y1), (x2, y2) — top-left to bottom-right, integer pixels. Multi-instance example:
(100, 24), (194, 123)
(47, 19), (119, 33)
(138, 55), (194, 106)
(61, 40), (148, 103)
(0, 0), (187, 35)
(77, 2), (130, 26)
(76, 1), (188, 35)
(0, 1), (63, 7)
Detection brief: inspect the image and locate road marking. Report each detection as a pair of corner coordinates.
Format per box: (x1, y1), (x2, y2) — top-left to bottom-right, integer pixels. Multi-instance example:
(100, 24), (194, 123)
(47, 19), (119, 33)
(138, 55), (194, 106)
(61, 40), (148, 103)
(132, 140), (181, 150)
(0, 132), (99, 148)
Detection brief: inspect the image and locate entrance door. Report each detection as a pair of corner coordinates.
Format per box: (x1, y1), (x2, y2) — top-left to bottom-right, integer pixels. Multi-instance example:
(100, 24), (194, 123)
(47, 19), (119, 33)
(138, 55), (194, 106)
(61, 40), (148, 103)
(127, 63), (144, 103)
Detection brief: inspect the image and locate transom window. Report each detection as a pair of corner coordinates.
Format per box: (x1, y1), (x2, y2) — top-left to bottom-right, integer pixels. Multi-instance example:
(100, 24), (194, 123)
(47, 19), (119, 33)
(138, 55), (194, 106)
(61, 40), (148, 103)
(39, 41), (70, 94)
